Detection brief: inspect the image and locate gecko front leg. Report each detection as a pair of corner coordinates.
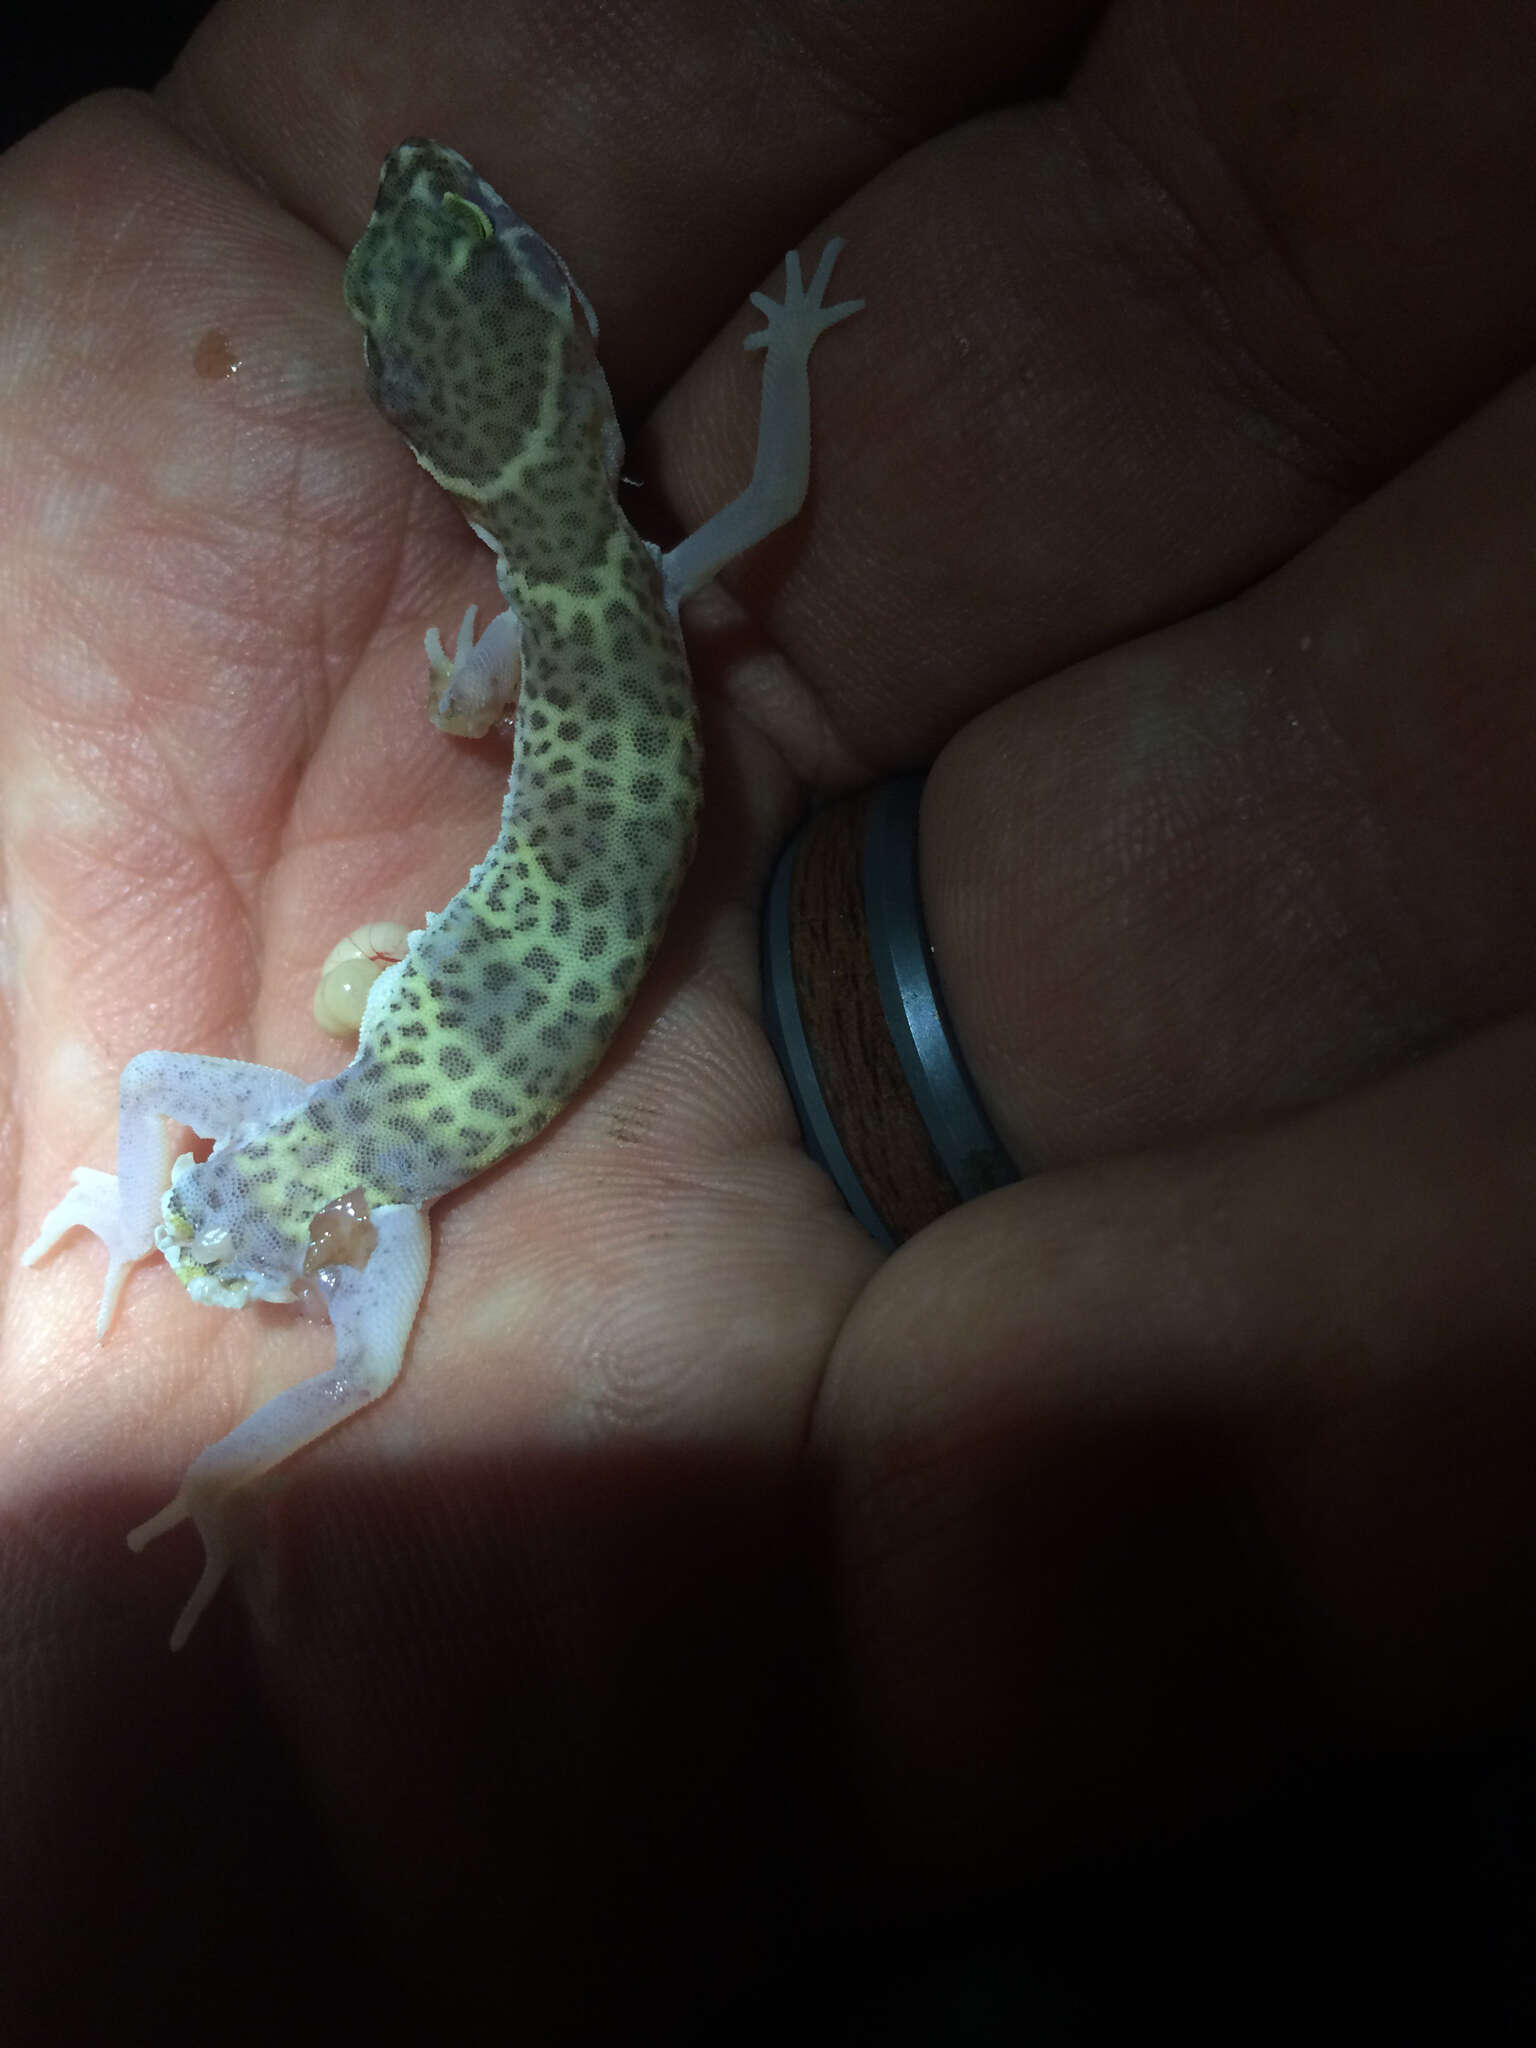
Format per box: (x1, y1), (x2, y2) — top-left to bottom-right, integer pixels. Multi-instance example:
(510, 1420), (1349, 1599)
(22, 1052), (311, 1336)
(660, 240), (863, 609)
(128, 1202), (431, 1649)
(424, 600), (524, 737)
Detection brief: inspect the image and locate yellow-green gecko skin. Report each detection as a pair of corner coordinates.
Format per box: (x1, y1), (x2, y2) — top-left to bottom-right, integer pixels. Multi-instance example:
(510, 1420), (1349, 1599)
(23, 139), (861, 1648)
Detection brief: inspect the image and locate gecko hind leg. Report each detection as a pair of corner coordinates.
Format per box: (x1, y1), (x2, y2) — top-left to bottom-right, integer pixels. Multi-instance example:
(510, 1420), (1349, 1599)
(129, 1202), (431, 1649)
(23, 1051), (311, 1338)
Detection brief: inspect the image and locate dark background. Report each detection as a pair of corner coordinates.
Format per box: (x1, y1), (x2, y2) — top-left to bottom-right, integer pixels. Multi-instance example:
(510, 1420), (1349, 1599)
(1, 3), (212, 155)
(3, 9), (1533, 2041)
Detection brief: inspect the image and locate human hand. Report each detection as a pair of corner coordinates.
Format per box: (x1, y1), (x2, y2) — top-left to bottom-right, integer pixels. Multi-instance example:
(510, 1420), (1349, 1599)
(3, 0), (1534, 2034)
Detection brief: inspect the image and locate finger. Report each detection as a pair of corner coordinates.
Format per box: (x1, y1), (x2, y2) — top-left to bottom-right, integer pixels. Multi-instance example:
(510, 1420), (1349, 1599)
(822, 1008), (1536, 1877)
(925, 349), (1536, 1164)
(163, 3), (1082, 810)
(160, 4), (1536, 786)
(674, 0), (1536, 769)
(1078, 0), (1536, 459)
(165, 0), (1094, 393)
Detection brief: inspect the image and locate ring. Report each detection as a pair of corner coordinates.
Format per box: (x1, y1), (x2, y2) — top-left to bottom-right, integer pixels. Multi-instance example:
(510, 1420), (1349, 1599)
(761, 773), (1022, 1248)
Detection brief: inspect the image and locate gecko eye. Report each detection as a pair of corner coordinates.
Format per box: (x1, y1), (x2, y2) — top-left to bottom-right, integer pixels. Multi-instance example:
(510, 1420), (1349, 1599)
(441, 191), (494, 241)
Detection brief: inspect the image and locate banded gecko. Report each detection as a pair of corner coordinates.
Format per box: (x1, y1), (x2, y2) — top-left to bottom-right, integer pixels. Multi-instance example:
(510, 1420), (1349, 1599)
(24, 140), (861, 1647)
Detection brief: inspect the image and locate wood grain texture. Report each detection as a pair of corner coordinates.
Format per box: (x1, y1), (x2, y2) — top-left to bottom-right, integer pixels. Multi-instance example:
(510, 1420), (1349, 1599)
(786, 790), (962, 1242)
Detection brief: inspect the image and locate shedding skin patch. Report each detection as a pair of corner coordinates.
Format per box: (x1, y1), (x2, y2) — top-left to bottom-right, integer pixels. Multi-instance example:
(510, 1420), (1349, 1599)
(303, 1186), (378, 1274)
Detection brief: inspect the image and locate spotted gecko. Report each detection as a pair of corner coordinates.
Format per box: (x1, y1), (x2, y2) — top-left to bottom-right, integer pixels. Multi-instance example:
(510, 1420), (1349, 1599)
(24, 140), (861, 1647)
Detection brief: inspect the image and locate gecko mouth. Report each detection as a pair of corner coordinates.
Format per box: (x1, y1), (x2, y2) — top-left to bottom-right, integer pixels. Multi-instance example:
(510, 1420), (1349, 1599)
(156, 1233), (252, 1310)
(157, 1233), (299, 1314)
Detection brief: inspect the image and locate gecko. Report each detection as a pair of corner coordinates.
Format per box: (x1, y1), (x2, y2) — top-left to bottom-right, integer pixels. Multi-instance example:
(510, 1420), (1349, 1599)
(23, 139), (861, 1648)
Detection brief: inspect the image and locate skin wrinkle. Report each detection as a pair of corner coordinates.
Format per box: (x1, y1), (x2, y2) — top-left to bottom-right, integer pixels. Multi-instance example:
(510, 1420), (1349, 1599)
(4, 2), (1536, 2033)
(1064, 89), (1380, 489)
(1101, 0), (1536, 451)
(744, 0), (941, 142)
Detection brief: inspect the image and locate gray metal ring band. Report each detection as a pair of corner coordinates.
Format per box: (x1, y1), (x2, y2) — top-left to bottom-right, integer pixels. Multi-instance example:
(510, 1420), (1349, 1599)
(761, 773), (1021, 1248)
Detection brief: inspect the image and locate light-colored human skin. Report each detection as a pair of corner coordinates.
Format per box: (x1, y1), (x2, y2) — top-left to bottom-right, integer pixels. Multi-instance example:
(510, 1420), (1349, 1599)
(3, 0), (1536, 2035)
(21, 138), (860, 1650)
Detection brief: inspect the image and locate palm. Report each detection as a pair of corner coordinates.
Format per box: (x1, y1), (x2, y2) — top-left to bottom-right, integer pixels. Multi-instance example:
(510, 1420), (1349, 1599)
(7, 2), (1536, 2037)
(3, 101), (874, 1586)
(3, 79), (884, 2022)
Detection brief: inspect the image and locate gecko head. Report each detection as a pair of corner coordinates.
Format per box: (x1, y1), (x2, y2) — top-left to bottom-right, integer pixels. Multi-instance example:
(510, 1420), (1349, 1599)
(342, 138), (620, 503)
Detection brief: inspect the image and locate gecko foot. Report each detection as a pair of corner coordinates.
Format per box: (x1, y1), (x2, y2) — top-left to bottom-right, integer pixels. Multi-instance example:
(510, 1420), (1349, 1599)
(128, 1478), (231, 1653)
(745, 240), (864, 362)
(22, 1166), (151, 1339)
(424, 602), (523, 736)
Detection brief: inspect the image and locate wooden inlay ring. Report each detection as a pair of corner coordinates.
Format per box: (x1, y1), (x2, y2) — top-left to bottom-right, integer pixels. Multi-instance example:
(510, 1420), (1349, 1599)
(761, 774), (1022, 1247)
